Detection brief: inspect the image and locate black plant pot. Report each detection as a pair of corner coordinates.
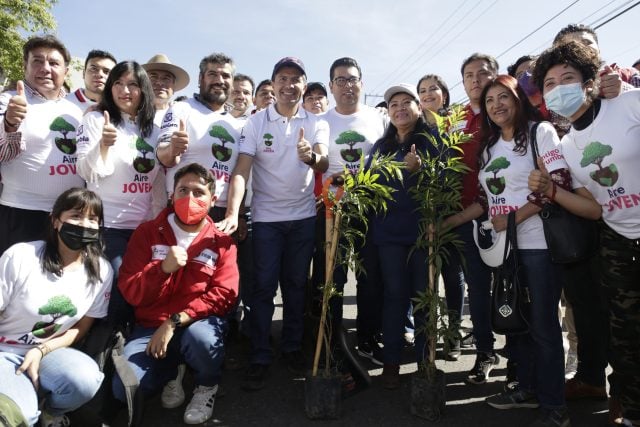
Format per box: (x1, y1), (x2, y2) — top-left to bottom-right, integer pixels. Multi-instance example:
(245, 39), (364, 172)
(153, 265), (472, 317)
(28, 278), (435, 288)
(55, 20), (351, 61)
(304, 374), (342, 419)
(410, 369), (446, 421)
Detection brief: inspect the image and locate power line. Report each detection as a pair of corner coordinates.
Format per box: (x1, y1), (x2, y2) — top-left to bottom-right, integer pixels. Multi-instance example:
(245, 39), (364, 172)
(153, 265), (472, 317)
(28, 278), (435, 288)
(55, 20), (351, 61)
(370, 0), (472, 94)
(594, 0), (640, 28)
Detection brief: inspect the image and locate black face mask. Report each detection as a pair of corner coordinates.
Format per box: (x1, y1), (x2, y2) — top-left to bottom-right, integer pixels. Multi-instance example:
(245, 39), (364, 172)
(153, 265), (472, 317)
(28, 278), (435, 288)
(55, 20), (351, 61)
(58, 222), (100, 250)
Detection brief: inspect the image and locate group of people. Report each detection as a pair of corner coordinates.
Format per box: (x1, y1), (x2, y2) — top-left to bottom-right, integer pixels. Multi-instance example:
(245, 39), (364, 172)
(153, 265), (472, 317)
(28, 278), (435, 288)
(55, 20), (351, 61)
(0, 21), (638, 427)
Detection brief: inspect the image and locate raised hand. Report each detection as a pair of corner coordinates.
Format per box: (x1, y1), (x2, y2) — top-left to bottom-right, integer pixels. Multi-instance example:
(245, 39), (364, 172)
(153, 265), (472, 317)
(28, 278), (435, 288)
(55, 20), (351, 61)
(404, 143), (422, 172)
(5, 80), (28, 130)
(170, 119), (189, 157)
(528, 156), (552, 195)
(296, 127), (313, 164)
(101, 110), (117, 149)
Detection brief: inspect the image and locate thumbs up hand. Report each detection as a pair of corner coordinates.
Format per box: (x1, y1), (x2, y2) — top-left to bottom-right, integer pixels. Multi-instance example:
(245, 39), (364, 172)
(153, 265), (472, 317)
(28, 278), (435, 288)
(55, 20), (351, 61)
(101, 110), (117, 148)
(170, 119), (189, 158)
(5, 80), (28, 131)
(404, 143), (422, 172)
(296, 127), (314, 165)
(528, 156), (553, 195)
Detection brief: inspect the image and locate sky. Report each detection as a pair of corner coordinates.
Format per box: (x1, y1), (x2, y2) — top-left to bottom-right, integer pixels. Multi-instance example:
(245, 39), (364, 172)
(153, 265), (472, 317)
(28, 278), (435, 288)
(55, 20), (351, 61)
(51, 0), (639, 106)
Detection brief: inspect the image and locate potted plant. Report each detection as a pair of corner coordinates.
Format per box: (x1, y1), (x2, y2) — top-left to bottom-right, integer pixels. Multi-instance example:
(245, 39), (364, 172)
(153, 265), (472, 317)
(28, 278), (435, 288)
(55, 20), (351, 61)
(409, 107), (471, 421)
(305, 155), (402, 420)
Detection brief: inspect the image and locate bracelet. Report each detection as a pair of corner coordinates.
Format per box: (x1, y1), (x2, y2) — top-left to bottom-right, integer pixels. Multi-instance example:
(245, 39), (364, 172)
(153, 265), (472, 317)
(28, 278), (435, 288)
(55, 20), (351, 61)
(550, 182), (557, 202)
(36, 343), (50, 357)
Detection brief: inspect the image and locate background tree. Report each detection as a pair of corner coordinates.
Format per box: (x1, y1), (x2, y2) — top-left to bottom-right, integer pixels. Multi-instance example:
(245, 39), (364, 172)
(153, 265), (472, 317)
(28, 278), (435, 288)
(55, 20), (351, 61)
(0, 0), (58, 83)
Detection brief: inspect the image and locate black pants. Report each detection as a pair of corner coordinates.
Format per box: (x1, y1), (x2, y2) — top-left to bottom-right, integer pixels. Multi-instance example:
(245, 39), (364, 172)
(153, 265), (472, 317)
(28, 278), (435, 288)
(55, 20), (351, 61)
(0, 204), (49, 255)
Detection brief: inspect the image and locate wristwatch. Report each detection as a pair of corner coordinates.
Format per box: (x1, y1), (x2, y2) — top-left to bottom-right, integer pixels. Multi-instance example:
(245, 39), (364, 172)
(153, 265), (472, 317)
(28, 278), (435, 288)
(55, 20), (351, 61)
(170, 313), (182, 328)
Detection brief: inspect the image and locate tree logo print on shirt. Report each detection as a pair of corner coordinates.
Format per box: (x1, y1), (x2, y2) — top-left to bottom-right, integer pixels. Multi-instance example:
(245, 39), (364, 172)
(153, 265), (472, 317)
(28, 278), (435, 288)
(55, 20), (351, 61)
(50, 116), (77, 154)
(336, 130), (365, 162)
(263, 133), (274, 147)
(210, 125), (234, 162)
(580, 141), (619, 187)
(484, 156), (511, 195)
(31, 295), (78, 339)
(132, 137), (156, 173)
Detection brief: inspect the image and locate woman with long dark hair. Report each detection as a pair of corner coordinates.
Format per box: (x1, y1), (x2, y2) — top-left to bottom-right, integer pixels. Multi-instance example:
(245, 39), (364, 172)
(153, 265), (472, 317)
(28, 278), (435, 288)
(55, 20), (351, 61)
(0, 188), (112, 426)
(76, 61), (160, 321)
(449, 74), (571, 426)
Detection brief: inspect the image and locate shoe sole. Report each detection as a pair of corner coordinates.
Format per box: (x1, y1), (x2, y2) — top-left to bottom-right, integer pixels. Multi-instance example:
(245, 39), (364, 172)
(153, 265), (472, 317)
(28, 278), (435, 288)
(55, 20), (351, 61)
(356, 349), (383, 366)
(486, 400), (540, 410)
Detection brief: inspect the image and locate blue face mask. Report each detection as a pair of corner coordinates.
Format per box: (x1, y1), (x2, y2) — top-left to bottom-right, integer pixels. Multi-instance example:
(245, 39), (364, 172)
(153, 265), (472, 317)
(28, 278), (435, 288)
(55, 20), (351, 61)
(543, 83), (586, 118)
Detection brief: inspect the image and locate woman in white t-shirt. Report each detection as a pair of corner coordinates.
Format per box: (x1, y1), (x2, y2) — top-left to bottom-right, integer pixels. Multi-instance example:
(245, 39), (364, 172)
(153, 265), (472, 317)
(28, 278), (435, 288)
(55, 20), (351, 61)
(0, 187), (112, 426)
(530, 41), (640, 426)
(77, 61), (160, 323)
(448, 75), (571, 425)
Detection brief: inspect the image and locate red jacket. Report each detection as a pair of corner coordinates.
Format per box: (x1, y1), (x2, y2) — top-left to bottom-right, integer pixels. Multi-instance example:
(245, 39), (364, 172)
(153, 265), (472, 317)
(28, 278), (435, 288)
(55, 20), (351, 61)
(460, 105), (483, 209)
(118, 208), (239, 327)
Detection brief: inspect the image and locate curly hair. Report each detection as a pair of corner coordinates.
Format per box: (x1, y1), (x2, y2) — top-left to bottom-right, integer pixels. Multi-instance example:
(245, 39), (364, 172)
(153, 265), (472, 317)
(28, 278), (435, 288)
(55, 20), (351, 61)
(531, 41), (600, 98)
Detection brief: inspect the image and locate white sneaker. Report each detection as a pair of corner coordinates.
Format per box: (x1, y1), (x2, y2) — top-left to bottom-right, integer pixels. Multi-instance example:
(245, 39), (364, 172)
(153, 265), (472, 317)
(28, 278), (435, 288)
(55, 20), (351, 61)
(183, 385), (217, 425)
(565, 351), (577, 379)
(39, 411), (70, 427)
(161, 364), (186, 409)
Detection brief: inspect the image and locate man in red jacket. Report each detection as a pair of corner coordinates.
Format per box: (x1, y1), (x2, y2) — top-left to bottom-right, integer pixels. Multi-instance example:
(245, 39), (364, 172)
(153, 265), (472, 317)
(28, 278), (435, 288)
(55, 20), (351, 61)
(113, 163), (239, 425)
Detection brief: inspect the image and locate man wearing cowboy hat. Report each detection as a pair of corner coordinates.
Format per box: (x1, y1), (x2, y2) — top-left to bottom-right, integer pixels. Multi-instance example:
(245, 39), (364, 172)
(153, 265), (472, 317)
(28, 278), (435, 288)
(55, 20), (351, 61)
(142, 53), (190, 126)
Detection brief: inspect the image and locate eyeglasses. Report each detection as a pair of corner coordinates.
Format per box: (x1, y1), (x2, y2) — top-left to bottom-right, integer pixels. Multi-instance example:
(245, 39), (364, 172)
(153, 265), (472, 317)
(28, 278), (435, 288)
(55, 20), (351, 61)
(332, 77), (360, 87)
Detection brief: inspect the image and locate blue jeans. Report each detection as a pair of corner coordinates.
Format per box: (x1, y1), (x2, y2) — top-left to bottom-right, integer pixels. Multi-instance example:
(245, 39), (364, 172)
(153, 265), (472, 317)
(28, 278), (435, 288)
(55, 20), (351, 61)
(250, 217), (315, 364)
(513, 249), (565, 409)
(0, 348), (103, 425)
(377, 244), (428, 365)
(103, 227), (135, 325)
(112, 316), (227, 402)
(441, 221), (494, 353)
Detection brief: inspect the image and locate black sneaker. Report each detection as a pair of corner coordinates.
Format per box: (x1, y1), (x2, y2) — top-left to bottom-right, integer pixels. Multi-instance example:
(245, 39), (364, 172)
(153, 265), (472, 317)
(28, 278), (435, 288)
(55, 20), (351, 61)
(529, 408), (571, 427)
(504, 360), (519, 392)
(466, 352), (500, 384)
(445, 338), (461, 361)
(242, 363), (269, 391)
(357, 339), (383, 366)
(282, 350), (306, 376)
(486, 388), (540, 409)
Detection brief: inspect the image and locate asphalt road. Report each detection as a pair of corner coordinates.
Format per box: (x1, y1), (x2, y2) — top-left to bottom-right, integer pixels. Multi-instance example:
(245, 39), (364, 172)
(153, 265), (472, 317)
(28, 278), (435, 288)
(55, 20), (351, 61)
(86, 274), (610, 427)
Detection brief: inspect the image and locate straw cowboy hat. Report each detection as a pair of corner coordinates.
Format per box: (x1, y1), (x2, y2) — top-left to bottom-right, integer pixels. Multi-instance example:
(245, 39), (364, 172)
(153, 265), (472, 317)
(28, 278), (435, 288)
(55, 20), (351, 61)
(142, 54), (190, 92)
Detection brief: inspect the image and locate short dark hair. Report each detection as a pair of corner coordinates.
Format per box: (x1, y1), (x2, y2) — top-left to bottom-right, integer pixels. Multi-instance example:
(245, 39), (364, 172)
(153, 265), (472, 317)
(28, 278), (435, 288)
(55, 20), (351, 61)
(41, 188), (105, 285)
(234, 73), (255, 95)
(553, 24), (598, 46)
(460, 53), (499, 77)
(255, 79), (273, 94)
(98, 61), (156, 138)
(173, 163), (215, 194)
(532, 41), (600, 99)
(507, 55), (535, 77)
(416, 74), (450, 109)
(329, 57), (362, 81)
(84, 49), (116, 70)
(23, 35), (71, 65)
(199, 53), (235, 75)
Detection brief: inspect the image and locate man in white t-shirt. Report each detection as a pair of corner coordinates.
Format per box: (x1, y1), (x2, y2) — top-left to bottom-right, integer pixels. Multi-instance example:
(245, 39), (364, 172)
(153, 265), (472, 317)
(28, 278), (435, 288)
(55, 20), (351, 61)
(142, 54), (190, 127)
(218, 57), (329, 390)
(66, 49), (116, 112)
(0, 35), (84, 255)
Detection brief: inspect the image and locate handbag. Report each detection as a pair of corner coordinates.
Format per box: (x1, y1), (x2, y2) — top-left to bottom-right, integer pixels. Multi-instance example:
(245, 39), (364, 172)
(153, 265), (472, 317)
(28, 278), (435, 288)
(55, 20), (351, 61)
(491, 211), (530, 335)
(529, 122), (599, 263)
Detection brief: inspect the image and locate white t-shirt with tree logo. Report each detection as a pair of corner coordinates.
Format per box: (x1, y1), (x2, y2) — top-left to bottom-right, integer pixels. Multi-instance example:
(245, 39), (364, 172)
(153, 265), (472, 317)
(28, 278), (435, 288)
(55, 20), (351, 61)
(560, 91), (640, 239)
(479, 122), (567, 249)
(0, 241), (112, 356)
(322, 105), (388, 183)
(77, 111), (161, 229)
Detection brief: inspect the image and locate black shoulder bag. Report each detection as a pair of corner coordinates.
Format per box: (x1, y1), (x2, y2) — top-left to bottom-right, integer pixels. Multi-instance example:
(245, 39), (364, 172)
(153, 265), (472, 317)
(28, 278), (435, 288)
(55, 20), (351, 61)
(529, 122), (598, 264)
(491, 211), (530, 335)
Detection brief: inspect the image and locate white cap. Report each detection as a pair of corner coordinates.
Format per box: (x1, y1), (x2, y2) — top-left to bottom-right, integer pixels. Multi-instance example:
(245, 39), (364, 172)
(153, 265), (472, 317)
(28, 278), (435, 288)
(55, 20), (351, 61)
(473, 220), (509, 267)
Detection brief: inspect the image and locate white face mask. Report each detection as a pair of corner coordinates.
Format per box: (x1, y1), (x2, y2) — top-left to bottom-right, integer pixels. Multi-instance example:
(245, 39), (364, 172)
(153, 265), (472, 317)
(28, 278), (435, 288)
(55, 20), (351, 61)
(543, 82), (586, 118)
